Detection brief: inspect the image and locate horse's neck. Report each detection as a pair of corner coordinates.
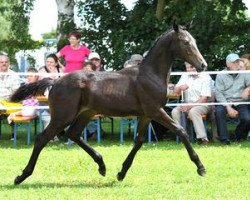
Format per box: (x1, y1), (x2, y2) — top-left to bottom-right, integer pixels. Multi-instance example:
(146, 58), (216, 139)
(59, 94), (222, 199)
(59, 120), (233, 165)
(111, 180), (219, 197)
(140, 44), (173, 85)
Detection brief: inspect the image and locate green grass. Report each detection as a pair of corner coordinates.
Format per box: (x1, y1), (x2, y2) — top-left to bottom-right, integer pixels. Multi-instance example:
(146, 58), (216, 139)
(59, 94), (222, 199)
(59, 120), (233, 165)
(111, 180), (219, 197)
(0, 119), (250, 200)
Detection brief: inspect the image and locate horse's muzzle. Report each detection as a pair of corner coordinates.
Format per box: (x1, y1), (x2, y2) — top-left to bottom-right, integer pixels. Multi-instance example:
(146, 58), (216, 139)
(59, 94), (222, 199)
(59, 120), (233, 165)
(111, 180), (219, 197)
(201, 63), (207, 71)
(196, 63), (207, 72)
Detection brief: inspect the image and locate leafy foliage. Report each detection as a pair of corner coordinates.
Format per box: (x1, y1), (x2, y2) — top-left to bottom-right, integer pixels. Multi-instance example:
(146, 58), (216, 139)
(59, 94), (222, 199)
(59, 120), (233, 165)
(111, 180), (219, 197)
(77, 0), (250, 70)
(0, 0), (39, 63)
(1, 0), (249, 71)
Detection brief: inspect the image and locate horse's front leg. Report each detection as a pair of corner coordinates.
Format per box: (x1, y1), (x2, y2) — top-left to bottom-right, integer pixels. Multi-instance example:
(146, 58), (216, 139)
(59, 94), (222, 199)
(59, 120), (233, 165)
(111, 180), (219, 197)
(117, 116), (150, 181)
(153, 108), (206, 176)
(14, 123), (63, 185)
(65, 113), (106, 177)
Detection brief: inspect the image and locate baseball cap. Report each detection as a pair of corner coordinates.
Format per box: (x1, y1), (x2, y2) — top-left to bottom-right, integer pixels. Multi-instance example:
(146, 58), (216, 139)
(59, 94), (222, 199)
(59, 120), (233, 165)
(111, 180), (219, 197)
(88, 52), (100, 60)
(226, 53), (240, 62)
(130, 54), (143, 62)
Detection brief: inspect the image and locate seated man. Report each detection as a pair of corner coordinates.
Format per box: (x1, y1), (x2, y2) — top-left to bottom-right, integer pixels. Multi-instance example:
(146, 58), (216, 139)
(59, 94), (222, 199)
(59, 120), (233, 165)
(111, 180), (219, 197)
(215, 53), (250, 144)
(0, 54), (20, 100)
(171, 62), (212, 145)
(0, 54), (21, 139)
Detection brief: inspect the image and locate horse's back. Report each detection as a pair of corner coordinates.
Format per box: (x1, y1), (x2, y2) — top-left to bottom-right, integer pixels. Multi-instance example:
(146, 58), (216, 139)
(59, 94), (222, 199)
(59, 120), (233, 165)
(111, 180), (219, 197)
(49, 69), (143, 116)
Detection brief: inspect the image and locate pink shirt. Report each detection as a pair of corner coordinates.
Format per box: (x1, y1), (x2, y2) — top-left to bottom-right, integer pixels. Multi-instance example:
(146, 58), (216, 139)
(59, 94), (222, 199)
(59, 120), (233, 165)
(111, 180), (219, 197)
(60, 45), (91, 73)
(23, 97), (39, 107)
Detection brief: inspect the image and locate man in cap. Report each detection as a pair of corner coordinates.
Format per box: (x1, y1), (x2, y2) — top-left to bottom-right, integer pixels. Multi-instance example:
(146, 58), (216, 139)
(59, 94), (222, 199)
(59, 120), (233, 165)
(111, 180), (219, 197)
(215, 53), (250, 144)
(123, 54), (143, 68)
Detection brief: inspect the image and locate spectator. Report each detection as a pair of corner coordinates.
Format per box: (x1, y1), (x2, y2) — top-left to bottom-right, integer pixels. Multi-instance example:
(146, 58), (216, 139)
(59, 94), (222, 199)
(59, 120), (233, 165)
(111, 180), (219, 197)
(39, 55), (64, 141)
(0, 54), (20, 100)
(241, 58), (250, 100)
(82, 61), (99, 138)
(171, 62), (212, 145)
(38, 54), (64, 79)
(123, 54), (143, 68)
(215, 53), (250, 144)
(83, 61), (97, 71)
(241, 53), (250, 61)
(7, 68), (39, 124)
(56, 31), (91, 73)
(88, 52), (105, 71)
(240, 58), (250, 70)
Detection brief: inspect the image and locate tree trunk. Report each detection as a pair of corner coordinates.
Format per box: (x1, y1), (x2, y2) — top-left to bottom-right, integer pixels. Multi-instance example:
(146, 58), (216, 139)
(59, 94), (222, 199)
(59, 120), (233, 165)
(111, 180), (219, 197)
(55, 0), (76, 50)
(156, 0), (166, 20)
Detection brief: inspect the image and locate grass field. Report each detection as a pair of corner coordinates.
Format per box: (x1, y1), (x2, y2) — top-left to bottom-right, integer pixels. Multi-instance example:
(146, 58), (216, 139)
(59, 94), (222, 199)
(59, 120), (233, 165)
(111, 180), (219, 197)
(0, 120), (250, 200)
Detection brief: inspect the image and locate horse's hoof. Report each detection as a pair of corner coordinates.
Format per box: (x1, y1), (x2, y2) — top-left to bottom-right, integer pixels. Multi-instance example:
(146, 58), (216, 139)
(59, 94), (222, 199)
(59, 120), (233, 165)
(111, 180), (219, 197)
(14, 176), (23, 185)
(99, 165), (106, 177)
(197, 168), (206, 177)
(117, 172), (125, 181)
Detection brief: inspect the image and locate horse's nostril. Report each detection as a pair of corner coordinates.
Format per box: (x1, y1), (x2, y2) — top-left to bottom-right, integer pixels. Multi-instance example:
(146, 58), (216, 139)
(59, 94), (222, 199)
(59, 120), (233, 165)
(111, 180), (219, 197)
(201, 63), (207, 71)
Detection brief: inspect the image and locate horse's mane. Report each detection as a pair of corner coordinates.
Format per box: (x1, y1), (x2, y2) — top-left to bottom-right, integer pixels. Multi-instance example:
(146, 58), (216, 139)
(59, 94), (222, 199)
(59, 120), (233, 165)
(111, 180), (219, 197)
(143, 29), (174, 61)
(142, 25), (187, 62)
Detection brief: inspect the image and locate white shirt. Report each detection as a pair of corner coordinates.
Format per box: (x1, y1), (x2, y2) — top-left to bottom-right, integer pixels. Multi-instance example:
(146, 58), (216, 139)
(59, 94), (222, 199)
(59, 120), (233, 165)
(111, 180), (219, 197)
(176, 74), (212, 103)
(0, 69), (21, 100)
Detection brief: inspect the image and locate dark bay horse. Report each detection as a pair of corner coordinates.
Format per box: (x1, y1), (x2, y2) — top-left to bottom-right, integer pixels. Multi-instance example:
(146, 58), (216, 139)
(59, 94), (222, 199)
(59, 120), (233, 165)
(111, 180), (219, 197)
(11, 24), (207, 185)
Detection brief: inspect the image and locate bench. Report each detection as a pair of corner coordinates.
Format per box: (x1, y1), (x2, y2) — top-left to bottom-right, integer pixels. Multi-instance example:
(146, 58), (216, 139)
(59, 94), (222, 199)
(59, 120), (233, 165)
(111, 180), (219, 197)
(12, 115), (38, 146)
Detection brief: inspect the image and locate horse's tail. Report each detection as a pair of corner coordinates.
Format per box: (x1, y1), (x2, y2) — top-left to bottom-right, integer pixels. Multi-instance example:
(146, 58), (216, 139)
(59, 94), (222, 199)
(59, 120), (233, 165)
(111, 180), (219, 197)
(10, 78), (55, 102)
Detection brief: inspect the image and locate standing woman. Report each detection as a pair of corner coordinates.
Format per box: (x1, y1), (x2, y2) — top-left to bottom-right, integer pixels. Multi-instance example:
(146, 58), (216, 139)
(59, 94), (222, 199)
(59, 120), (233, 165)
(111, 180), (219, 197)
(56, 31), (91, 73)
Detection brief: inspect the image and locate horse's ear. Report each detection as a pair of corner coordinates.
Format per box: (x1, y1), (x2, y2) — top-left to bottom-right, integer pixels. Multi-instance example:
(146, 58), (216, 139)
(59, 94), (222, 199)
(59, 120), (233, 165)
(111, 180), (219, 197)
(173, 20), (179, 33)
(185, 21), (193, 31)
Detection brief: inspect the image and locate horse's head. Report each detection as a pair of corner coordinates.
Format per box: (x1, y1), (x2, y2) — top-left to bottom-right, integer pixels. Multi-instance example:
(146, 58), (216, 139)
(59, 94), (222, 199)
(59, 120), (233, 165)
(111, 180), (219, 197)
(172, 23), (207, 72)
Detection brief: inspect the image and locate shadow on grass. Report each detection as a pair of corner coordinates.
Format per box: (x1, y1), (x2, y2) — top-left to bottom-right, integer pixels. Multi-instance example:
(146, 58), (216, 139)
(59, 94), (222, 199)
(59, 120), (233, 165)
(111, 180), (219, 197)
(0, 179), (127, 190)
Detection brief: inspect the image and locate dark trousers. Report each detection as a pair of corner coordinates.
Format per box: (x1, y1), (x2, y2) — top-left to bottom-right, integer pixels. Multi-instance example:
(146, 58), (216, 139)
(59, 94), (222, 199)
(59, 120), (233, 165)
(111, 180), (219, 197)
(215, 105), (250, 141)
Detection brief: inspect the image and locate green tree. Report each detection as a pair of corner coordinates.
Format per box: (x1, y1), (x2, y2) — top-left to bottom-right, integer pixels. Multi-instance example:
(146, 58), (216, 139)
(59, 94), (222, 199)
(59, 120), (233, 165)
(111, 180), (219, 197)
(77, 0), (250, 70)
(55, 0), (76, 50)
(0, 0), (39, 62)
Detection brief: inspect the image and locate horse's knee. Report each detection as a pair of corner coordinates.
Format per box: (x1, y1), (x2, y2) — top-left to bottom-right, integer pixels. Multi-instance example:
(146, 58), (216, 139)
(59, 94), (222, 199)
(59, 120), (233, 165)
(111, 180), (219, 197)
(175, 125), (188, 138)
(34, 132), (52, 148)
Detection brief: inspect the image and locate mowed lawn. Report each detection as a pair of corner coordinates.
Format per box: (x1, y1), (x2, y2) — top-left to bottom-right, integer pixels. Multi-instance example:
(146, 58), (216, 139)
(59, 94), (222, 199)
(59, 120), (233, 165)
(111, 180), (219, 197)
(0, 138), (250, 200)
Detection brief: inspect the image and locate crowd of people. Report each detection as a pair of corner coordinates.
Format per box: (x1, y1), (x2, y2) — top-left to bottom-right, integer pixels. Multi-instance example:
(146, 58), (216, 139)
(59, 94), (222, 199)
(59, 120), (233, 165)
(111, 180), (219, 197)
(0, 30), (250, 145)
(170, 53), (250, 145)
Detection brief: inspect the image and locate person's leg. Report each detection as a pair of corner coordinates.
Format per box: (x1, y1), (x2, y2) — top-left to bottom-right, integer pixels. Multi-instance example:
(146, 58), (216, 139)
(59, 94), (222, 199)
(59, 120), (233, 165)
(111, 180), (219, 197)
(171, 106), (182, 125)
(215, 105), (229, 142)
(188, 106), (210, 140)
(86, 121), (97, 139)
(87, 121), (97, 134)
(235, 105), (250, 140)
(209, 107), (219, 141)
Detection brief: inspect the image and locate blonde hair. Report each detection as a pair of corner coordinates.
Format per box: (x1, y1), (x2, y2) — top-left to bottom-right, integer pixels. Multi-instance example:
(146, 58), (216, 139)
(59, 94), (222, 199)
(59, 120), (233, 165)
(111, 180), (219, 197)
(241, 54), (250, 60)
(240, 58), (250, 70)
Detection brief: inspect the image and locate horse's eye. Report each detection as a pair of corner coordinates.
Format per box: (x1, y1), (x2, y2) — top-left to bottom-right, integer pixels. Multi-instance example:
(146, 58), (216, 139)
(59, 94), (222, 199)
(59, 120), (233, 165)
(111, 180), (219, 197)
(184, 41), (190, 46)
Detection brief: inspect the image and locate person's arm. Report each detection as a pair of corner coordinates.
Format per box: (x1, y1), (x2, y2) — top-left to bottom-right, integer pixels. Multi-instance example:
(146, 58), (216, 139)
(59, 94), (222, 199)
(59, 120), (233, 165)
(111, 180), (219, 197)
(55, 52), (65, 71)
(56, 52), (61, 58)
(242, 87), (250, 100)
(174, 84), (189, 96)
(215, 75), (239, 117)
(180, 96), (208, 112)
(215, 75), (228, 103)
(174, 75), (189, 95)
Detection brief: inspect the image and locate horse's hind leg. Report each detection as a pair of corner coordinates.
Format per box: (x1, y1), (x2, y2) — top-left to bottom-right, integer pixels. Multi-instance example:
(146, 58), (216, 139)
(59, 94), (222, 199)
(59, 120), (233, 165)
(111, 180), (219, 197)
(14, 122), (65, 185)
(65, 112), (106, 176)
(117, 116), (150, 181)
(153, 108), (206, 176)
